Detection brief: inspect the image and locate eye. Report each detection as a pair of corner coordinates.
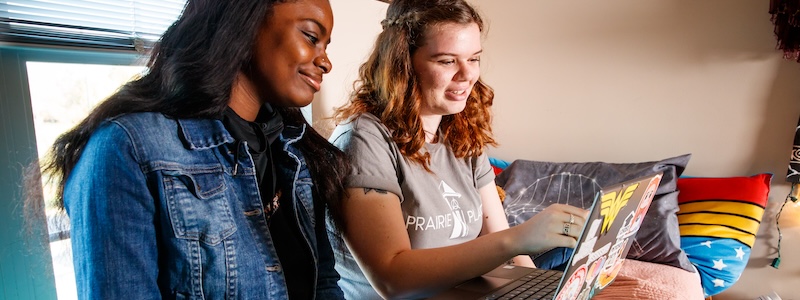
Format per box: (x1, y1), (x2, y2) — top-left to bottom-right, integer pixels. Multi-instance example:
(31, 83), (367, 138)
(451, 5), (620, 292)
(439, 60), (455, 65)
(303, 31), (319, 44)
(469, 57), (481, 63)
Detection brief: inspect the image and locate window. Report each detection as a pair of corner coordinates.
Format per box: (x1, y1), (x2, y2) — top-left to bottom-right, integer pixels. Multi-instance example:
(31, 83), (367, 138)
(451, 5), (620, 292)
(27, 59), (145, 300)
(1, 1), (185, 298)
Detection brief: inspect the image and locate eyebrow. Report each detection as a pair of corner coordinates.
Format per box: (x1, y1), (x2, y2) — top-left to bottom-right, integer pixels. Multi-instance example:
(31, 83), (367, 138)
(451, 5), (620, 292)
(430, 49), (483, 58)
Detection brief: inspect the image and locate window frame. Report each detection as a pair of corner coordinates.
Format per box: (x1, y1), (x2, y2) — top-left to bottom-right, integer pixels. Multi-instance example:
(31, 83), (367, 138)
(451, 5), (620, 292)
(0, 43), (143, 299)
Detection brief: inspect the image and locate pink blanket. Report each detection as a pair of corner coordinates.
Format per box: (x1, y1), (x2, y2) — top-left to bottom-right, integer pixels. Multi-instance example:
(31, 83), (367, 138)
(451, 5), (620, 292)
(593, 259), (705, 299)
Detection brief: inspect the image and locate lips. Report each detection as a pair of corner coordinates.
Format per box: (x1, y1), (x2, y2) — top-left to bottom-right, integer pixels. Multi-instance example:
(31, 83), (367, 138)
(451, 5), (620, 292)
(300, 71), (323, 92)
(446, 87), (470, 101)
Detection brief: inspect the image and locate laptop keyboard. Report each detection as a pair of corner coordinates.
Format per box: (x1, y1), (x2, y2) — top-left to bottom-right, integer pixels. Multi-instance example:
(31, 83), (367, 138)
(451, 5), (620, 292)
(480, 268), (562, 300)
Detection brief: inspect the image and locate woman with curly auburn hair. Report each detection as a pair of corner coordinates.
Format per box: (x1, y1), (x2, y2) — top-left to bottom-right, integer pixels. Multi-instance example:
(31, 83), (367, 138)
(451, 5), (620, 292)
(328, 0), (589, 299)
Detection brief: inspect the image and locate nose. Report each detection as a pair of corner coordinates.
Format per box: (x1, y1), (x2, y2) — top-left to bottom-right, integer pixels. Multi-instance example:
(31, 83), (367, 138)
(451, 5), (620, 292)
(316, 53), (332, 74)
(454, 60), (478, 82)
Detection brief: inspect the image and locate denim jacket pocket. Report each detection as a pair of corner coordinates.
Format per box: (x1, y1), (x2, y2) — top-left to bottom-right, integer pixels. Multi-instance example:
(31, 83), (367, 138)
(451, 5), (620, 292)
(163, 168), (236, 245)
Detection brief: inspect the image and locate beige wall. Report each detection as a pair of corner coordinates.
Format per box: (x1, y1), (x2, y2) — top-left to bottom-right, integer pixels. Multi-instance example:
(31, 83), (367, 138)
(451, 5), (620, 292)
(316, 0), (387, 137)
(323, 0), (800, 298)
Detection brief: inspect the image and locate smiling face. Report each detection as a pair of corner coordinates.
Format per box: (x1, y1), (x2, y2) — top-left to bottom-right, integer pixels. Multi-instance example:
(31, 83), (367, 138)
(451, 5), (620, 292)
(412, 22), (482, 118)
(248, 0), (333, 108)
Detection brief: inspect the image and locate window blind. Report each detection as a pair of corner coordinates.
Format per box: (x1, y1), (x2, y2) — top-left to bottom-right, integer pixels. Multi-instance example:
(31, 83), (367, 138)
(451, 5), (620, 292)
(0, 0), (186, 51)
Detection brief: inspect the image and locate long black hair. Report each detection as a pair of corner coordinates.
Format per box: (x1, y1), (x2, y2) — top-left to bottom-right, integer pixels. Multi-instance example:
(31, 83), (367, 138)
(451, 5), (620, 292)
(27, 0), (349, 232)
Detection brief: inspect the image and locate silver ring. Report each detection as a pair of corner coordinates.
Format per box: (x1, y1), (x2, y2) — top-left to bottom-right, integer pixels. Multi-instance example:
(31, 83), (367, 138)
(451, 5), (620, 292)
(563, 223), (571, 235)
(568, 213), (575, 224)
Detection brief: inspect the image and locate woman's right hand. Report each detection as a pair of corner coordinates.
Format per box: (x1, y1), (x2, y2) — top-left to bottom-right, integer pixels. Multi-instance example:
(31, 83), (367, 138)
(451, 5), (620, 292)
(507, 204), (590, 255)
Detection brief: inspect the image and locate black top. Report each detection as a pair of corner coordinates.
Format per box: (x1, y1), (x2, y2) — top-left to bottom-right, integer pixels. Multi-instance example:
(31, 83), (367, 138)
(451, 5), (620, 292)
(221, 105), (313, 299)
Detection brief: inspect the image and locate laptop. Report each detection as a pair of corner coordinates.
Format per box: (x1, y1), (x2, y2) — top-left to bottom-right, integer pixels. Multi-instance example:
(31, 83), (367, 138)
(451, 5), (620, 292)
(429, 172), (664, 300)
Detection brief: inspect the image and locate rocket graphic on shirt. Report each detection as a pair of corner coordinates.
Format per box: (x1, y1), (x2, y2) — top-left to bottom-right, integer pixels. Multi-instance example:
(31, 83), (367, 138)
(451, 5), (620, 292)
(440, 181), (469, 239)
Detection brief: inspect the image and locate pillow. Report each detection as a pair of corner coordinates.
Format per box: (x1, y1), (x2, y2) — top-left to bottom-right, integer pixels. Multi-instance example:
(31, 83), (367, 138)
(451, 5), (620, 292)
(496, 154), (695, 273)
(489, 157), (512, 175)
(677, 173), (772, 297)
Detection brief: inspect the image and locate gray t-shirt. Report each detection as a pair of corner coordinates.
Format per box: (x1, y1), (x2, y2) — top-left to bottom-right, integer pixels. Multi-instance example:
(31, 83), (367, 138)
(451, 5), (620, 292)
(328, 113), (495, 299)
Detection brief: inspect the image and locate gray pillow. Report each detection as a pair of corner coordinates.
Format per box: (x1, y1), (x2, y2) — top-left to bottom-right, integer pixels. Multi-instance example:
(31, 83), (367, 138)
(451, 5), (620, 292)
(496, 154), (695, 273)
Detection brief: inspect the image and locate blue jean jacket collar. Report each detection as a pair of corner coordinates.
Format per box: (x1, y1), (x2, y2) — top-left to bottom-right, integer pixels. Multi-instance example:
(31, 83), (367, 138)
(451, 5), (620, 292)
(176, 118), (234, 150)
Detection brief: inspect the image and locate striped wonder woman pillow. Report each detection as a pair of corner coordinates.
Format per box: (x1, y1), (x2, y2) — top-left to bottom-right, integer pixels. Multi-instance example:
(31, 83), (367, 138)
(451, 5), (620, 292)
(676, 173), (772, 297)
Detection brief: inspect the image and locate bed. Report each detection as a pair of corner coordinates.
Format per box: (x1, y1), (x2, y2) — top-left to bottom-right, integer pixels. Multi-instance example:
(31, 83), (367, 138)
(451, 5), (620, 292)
(491, 154), (772, 299)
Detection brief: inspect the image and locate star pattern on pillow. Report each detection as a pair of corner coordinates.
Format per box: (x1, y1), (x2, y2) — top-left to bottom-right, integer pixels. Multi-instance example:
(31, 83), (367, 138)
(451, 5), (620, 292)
(712, 258), (727, 270)
(734, 247), (745, 259)
(682, 237), (749, 294)
(713, 278), (726, 288)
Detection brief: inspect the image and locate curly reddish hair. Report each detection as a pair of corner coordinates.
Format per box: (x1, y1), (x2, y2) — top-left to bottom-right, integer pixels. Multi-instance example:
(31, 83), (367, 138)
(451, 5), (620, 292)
(334, 0), (496, 171)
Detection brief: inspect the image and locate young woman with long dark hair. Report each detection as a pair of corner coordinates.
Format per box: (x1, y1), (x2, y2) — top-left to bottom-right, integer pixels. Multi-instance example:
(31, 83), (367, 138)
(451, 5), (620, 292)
(28, 0), (348, 298)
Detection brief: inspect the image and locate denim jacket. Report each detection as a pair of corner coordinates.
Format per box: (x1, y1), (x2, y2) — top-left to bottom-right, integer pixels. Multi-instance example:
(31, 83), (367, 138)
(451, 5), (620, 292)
(64, 112), (344, 300)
